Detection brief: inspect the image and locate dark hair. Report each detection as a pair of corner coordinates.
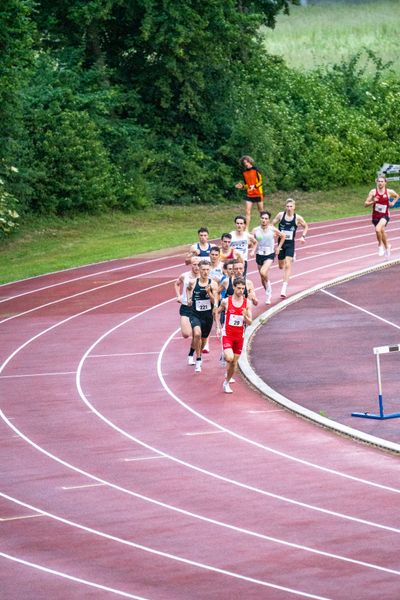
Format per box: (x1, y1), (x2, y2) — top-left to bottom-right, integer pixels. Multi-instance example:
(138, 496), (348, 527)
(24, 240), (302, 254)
(198, 259), (210, 267)
(197, 227), (209, 234)
(210, 246), (220, 254)
(260, 210), (271, 218)
(221, 232), (232, 240)
(234, 215), (246, 224)
(233, 276), (246, 287)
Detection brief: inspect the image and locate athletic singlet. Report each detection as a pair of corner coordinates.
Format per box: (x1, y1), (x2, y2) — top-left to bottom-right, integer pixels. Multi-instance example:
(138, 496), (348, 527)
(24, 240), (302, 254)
(181, 271), (196, 305)
(220, 247), (235, 262)
(196, 242), (212, 259)
(222, 296), (247, 339)
(242, 166), (263, 199)
(230, 231), (250, 261)
(279, 212), (297, 243)
(254, 225), (275, 256)
(226, 277), (248, 298)
(372, 188), (390, 221)
(209, 263), (223, 282)
(191, 278), (213, 316)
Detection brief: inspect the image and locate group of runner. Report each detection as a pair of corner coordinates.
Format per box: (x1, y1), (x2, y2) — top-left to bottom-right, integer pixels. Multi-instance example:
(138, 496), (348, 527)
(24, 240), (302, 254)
(174, 198), (308, 393)
(174, 157), (399, 395)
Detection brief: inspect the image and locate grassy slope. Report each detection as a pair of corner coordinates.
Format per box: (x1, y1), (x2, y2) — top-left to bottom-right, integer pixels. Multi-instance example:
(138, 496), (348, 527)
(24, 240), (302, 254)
(263, 0), (400, 75)
(1, 186), (372, 284)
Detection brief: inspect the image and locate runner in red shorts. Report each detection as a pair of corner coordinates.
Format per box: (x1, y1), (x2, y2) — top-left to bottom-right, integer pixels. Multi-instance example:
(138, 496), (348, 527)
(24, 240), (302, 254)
(216, 277), (252, 393)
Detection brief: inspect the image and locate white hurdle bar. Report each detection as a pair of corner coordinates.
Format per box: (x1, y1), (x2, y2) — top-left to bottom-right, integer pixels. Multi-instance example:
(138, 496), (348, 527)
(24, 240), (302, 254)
(352, 344), (400, 420)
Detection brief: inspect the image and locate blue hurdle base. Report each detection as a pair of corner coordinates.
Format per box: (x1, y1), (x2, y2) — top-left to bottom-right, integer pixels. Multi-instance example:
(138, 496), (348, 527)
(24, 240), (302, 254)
(352, 394), (400, 420)
(351, 411), (400, 420)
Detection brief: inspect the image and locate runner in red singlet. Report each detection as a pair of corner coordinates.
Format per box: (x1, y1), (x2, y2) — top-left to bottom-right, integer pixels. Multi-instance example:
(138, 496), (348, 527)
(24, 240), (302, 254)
(365, 176), (399, 258)
(216, 277), (252, 394)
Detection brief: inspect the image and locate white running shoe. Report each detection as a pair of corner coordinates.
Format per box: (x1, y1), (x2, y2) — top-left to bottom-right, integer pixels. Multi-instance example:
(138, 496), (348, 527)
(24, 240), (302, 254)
(225, 374), (235, 383)
(385, 244), (391, 259)
(195, 360), (202, 373)
(280, 282), (287, 298)
(223, 380), (233, 394)
(378, 245), (385, 256)
(202, 340), (210, 354)
(188, 355), (195, 366)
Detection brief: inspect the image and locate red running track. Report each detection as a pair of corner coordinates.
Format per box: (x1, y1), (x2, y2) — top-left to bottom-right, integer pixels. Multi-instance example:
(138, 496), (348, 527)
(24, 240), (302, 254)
(1, 213), (400, 600)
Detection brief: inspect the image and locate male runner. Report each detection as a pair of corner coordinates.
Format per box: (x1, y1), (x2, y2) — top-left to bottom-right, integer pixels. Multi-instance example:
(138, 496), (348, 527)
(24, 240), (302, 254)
(229, 215), (256, 275)
(208, 246), (224, 283)
(365, 176), (399, 257)
(219, 233), (243, 264)
(185, 227), (212, 264)
(216, 277), (252, 394)
(174, 256), (200, 365)
(187, 261), (219, 373)
(272, 199), (308, 299)
(251, 211), (286, 304)
(235, 155), (264, 226)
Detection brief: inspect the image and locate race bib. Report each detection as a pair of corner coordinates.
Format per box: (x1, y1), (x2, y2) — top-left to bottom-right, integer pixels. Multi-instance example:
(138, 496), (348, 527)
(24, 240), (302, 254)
(284, 230), (294, 241)
(258, 246), (273, 256)
(228, 313), (244, 327)
(375, 203), (386, 214)
(195, 299), (211, 311)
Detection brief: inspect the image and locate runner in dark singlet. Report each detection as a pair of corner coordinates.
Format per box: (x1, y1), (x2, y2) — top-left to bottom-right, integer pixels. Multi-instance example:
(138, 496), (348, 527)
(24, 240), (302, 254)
(272, 198), (308, 299)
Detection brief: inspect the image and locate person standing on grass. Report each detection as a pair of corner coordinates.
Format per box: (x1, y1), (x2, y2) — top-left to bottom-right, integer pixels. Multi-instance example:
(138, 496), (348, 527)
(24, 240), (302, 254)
(235, 155), (264, 227)
(365, 176), (399, 258)
(272, 198), (308, 299)
(174, 256), (201, 366)
(250, 211), (286, 305)
(216, 277), (252, 394)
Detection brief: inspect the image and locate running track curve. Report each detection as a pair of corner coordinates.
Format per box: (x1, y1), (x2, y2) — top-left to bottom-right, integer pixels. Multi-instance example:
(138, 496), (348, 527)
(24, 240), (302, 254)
(1, 213), (400, 600)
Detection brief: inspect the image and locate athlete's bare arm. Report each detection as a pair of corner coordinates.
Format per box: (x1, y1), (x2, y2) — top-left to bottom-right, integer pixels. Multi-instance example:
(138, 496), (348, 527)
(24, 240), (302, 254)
(243, 304), (253, 326)
(365, 188), (377, 207)
(388, 189), (400, 206)
(246, 278), (258, 306)
(296, 214), (308, 243)
(184, 244), (200, 265)
(174, 274), (184, 302)
(272, 211), (283, 226)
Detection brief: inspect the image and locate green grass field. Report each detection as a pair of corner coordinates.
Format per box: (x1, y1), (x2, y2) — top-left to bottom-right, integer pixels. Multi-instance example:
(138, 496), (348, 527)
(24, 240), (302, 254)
(1, 186), (373, 284)
(263, 0), (400, 75)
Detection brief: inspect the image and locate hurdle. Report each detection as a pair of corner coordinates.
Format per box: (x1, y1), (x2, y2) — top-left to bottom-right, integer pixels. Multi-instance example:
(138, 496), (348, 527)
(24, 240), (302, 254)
(352, 344), (400, 420)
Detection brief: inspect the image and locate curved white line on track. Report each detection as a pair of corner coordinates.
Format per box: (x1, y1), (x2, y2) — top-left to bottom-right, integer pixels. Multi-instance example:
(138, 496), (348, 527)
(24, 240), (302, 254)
(0, 495), (333, 600)
(0, 252), (185, 304)
(1, 552), (150, 600)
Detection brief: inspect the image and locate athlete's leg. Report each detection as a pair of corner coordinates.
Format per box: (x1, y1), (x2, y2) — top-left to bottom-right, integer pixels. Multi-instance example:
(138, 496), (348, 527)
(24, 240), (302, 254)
(245, 200), (253, 229)
(180, 315), (192, 339)
(256, 199), (264, 215)
(375, 219), (389, 251)
(192, 325), (202, 360)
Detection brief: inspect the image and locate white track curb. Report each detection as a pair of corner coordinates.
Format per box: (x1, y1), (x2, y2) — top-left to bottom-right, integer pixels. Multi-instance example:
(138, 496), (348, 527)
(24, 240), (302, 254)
(239, 258), (400, 454)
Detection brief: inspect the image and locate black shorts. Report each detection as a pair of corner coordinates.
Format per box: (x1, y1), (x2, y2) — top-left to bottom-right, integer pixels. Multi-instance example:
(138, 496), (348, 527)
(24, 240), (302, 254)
(256, 252), (275, 266)
(372, 216), (389, 226)
(246, 196), (263, 204)
(179, 304), (192, 318)
(189, 312), (214, 338)
(278, 242), (295, 260)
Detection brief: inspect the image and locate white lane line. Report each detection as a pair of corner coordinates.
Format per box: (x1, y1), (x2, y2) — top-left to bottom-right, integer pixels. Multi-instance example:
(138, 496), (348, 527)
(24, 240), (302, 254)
(61, 483), (106, 490)
(3, 381), (400, 575)
(321, 289), (400, 330)
(184, 431), (225, 436)
(0, 251), (185, 302)
(3, 493), (400, 595)
(0, 214), (369, 296)
(0, 264), (178, 325)
(157, 326), (400, 496)
(0, 514), (43, 522)
(122, 456), (168, 462)
(0, 371), (75, 379)
(88, 352), (159, 358)
(1, 552), (150, 600)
